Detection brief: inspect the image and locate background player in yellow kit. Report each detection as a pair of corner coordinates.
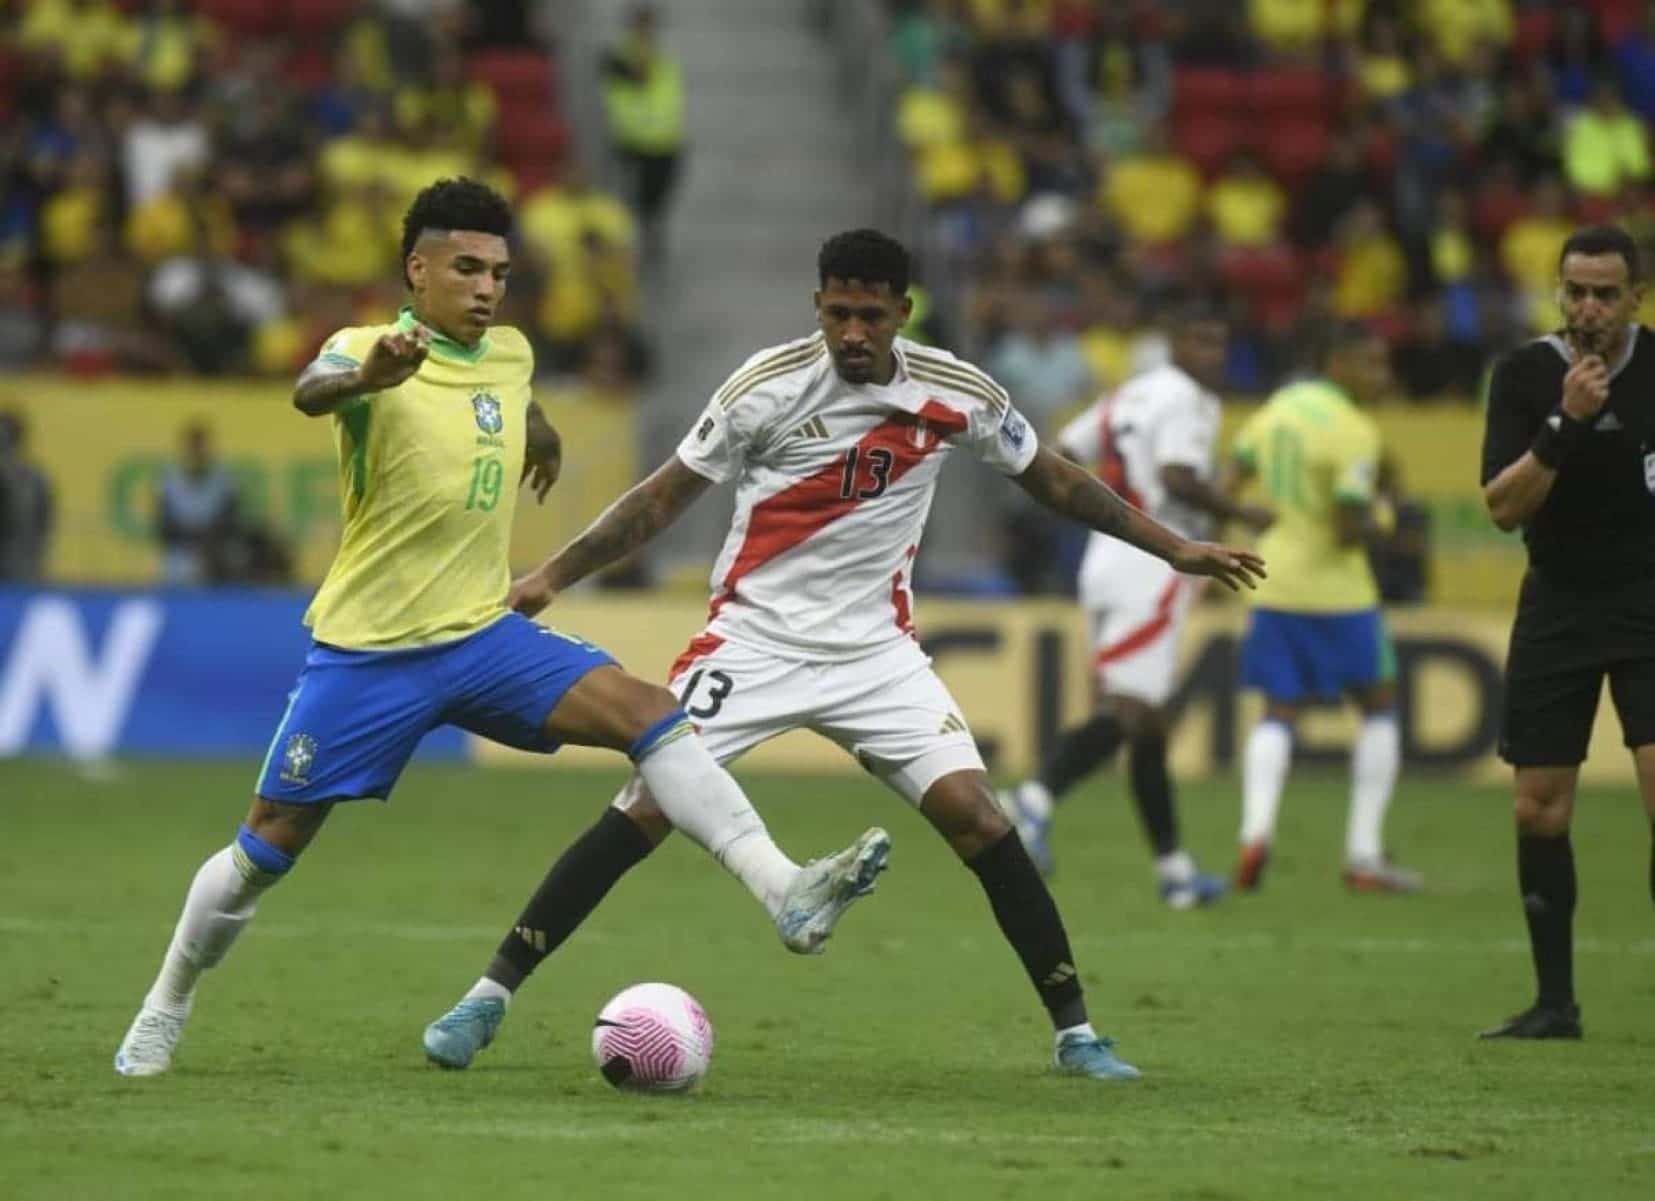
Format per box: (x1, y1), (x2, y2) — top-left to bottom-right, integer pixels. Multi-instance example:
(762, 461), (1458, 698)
(113, 179), (889, 1077)
(1230, 323), (1421, 895)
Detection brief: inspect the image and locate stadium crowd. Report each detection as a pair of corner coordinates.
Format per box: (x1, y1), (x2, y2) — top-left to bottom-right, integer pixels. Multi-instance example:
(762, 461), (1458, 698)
(0, 0), (646, 385)
(888, 0), (1655, 410)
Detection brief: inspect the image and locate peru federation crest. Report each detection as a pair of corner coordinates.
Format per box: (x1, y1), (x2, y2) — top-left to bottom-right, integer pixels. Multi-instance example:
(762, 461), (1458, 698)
(471, 392), (504, 435)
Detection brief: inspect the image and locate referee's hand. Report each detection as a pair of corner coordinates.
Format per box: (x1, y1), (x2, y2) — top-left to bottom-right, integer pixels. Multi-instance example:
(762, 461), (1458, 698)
(358, 325), (432, 390)
(1169, 540), (1267, 592)
(1561, 355), (1610, 421)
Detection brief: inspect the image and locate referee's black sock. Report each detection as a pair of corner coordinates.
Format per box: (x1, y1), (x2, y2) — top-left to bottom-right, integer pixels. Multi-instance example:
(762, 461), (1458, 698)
(487, 809), (656, 991)
(967, 829), (1087, 1030)
(1517, 832), (1577, 1009)
(1038, 713), (1125, 801)
(1128, 733), (1180, 857)
(1648, 822), (1654, 906)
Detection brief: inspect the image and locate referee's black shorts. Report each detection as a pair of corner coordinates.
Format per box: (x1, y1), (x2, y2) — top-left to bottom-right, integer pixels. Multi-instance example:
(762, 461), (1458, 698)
(1500, 571), (1655, 767)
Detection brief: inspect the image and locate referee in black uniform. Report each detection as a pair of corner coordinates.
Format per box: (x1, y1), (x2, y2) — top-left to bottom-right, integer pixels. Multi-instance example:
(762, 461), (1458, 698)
(1479, 224), (1654, 1039)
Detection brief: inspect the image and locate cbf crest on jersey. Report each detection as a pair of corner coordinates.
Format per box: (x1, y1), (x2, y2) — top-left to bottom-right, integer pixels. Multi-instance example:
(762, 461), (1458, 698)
(280, 732), (317, 784)
(471, 392), (504, 435)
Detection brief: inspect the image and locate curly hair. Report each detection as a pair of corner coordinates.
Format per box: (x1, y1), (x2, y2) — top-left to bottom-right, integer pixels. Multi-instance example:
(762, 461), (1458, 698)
(817, 228), (910, 294)
(400, 177), (513, 286)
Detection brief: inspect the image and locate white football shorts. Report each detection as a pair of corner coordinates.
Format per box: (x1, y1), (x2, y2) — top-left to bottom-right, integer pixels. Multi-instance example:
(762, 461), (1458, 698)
(1078, 542), (1198, 707)
(643, 633), (985, 806)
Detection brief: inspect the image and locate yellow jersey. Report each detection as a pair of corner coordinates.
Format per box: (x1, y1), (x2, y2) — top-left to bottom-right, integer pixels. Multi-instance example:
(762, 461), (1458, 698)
(303, 307), (533, 649)
(1232, 380), (1381, 612)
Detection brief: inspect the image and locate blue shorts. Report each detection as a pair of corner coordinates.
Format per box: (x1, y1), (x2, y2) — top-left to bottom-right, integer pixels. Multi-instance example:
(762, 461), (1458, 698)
(1238, 608), (1394, 704)
(255, 613), (616, 803)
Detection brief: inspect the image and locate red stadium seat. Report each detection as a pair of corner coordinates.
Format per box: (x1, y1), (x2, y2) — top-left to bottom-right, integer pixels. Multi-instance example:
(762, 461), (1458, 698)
(286, 0), (360, 40)
(497, 112), (569, 163)
(1248, 69), (1334, 119)
(468, 51), (556, 107)
(1590, 0), (1640, 44)
(1219, 246), (1306, 332)
(1172, 115), (1243, 176)
(1172, 68), (1247, 118)
(1260, 120), (1331, 187)
(1472, 182), (1531, 243)
(196, 0), (281, 37)
(1513, 10), (1555, 63)
(283, 49), (331, 90)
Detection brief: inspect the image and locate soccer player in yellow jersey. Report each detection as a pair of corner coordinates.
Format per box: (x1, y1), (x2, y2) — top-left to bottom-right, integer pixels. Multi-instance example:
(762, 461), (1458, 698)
(1229, 323), (1422, 894)
(114, 179), (890, 1077)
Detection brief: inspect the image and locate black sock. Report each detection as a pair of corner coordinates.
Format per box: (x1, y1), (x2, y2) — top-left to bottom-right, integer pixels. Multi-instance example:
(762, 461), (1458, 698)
(1038, 712), (1125, 800)
(1648, 822), (1654, 906)
(1517, 832), (1577, 1010)
(487, 809), (655, 991)
(1128, 733), (1179, 858)
(967, 830), (1087, 1030)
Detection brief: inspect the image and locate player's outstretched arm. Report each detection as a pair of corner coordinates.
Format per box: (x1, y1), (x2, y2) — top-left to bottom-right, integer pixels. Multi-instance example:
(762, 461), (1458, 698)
(1015, 446), (1266, 592)
(509, 455), (712, 617)
(292, 327), (432, 417)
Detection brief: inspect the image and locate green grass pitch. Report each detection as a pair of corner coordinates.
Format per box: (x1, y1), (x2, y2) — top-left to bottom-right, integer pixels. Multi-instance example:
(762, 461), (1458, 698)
(2, 759), (1652, 1200)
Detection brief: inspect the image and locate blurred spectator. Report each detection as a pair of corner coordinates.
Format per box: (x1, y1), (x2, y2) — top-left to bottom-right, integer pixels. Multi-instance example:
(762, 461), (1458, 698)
(1563, 77), (1653, 199)
(0, 258), (44, 369)
(1500, 175), (1574, 331)
(1353, 11), (1411, 106)
(890, 0), (971, 87)
(985, 293), (1094, 431)
(1331, 199), (1406, 319)
(1482, 74), (1563, 184)
(601, 4), (686, 260)
(18, 0), (134, 83)
(1616, 4), (1655, 123)
(157, 421), (240, 586)
(1248, 0), (1361, 60)
(1546, 7), (1607, 108)
(1207, 150), (1287, 248)
(1059, 4), (1170, 160)
(1101, 122), (1201, 246)
(148, 197), (285, 375)
(1391, 297), (1485, 401)
(1417, 0), (1512, 69)
(130, 0), (217, 95)
(122, 87), (210, 211)
(0, 409), (54, 582)
(1293, 128), (1371, 247)
(395, 42), (496, 156)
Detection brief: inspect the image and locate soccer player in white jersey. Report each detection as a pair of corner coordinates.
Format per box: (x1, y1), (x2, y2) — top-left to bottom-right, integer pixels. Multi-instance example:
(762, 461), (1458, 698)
(422, 230), (1265, 1080)
(1000, 304), (1274, 905)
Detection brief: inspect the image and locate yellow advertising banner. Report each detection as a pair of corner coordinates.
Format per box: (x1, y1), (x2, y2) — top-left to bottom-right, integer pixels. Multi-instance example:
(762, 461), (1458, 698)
(3, 375), (635, 584)
(484, 596), (1639, 785)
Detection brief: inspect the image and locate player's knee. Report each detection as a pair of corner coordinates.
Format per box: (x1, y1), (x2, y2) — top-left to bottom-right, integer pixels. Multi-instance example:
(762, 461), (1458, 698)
(924, 786), (1011, 856)
(614, 681), (685, 747)
(243, 797), (328, 862)
(1513, 789), (1573, 835)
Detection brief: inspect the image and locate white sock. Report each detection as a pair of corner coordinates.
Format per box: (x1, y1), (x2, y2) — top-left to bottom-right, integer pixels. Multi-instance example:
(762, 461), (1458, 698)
(633, 727), (800, 917)
(144, 844), (279, 1015)
(1156, 849), (1196, 885)
(465, 976), (512, 1005)
(1015, 780), (1054, 821)
(1241, 720), (1293, 846)
(1055, 1022), (1097, 1044)
(1346, 713), (1400, 865)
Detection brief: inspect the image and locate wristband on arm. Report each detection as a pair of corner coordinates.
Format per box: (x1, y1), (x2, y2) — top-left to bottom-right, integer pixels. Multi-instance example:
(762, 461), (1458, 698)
(1530, 408), (1588, 469)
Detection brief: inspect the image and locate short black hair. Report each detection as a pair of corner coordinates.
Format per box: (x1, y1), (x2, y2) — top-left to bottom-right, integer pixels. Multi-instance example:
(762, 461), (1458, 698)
(401, 177), (513, 286)
(1559, 224), (1642, 282)
(818, 229), (910, 295)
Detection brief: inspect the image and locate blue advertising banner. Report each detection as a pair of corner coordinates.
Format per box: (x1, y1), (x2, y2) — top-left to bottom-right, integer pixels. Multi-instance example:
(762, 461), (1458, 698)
(0, 588), (464, 761)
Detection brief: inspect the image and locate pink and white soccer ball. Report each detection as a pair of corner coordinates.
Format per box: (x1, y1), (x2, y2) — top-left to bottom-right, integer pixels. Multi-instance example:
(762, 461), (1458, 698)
(591, 982), (714, 1092)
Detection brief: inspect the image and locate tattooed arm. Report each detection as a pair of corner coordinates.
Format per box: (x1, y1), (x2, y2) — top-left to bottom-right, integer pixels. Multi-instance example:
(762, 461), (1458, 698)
(508, 455), (713, 616)
(1014, 446), (1266, 592)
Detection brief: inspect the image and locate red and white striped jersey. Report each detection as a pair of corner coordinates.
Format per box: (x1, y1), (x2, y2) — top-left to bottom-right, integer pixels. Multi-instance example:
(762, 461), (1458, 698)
(675, 333), (1038, 661)
(1058, 362), (1220, 544)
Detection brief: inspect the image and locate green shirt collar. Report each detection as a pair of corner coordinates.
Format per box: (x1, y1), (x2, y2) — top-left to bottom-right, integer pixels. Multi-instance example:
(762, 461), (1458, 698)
(397, 306), (490, 363)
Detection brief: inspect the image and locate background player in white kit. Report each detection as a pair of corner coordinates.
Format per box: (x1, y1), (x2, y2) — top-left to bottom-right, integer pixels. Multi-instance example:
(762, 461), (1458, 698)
(422, 231), (1265, 1081)
(1001, 304), (1273, 906)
